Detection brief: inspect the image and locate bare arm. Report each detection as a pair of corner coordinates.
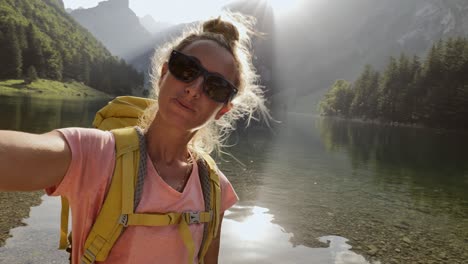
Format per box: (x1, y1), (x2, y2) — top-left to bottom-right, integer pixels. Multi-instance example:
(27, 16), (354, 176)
(0, 130), (71, 191)
(204, 213), (224, 264)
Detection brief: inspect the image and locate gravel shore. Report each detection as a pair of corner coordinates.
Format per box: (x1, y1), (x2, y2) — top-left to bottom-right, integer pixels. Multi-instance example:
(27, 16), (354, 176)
(0, 191), (43, 247)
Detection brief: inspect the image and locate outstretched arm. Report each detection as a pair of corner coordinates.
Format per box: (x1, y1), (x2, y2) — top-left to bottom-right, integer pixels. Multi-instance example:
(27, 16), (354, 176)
(0, 130), (71, 191)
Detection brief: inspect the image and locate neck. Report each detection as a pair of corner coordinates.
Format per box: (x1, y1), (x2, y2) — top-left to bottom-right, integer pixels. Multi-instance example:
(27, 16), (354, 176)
(145, 114), (195, 165)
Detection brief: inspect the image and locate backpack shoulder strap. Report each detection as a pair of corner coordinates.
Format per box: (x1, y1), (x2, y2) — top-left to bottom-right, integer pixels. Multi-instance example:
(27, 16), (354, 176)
(59, 196), (70, 250)
(197, 154), (221, 263)
(58, 127), (142, 260)
(81, 127), (142, 264)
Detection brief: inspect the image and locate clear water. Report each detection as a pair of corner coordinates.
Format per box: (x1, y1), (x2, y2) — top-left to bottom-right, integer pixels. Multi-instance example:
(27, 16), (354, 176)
(1, 95), (467, 263)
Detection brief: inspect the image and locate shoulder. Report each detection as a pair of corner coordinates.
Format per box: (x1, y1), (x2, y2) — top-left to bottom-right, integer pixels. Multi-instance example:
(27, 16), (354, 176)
(46, 127), (116, 196)
(57, 127), (114, 146)
(213, 166), (231, 188)
(56, 127), (116, 172)
(208, 161), (239, 212)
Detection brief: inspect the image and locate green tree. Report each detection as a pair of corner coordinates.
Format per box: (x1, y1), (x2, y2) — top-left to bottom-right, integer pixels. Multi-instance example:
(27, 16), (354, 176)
(377, 56), (399, 121)
(43, 47), (63, 80)
(24, 65), (38, 84)
(320, 38), (468, 130)
(320, 80), (354, 117)
(394, 53), (412, 122)
(407, 55), (424, 123)
(24, 23), (45, 77)
(0, 24), (23, 79)
(365, 71), (381, 119)
(350, 64), (374, 118)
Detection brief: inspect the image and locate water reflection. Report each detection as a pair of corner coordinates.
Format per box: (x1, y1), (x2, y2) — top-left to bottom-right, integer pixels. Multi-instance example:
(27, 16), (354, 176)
(0, 197), (373, 264)
(0, 195), (69, 263)
(0, 94), (108, 133)
(317, 117), (468, 216)
(220, 114), (468, 263)
(222, 205), (374, 264)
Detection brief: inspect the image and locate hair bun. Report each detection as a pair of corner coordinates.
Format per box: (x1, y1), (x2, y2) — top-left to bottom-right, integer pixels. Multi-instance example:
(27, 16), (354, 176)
(202, 17), (239, 44)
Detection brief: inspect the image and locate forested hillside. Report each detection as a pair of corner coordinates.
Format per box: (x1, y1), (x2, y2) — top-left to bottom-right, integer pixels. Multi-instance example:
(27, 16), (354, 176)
(0, 0), (143, 95)
(319, 37), (468, 130)
(274, 0), (468, 113)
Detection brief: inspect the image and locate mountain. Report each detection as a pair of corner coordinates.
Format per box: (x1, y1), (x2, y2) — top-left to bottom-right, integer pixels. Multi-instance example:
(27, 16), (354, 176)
(128, 0), (275, 91)
(139, 15), (172, 34)
(223, 0), (275, 96)
(128, 22), (194, 83)
(70, 0), (152, 60)
(274, 0), (468, 112)
(0, 0), (144, 95)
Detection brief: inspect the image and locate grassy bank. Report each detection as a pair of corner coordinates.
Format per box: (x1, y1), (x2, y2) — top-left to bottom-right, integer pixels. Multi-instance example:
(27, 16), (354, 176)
(0, 79), (111, 99)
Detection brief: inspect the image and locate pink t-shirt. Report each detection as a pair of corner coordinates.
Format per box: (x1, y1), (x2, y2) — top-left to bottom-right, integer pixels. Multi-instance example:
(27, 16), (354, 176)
(46, 127), (238, 264)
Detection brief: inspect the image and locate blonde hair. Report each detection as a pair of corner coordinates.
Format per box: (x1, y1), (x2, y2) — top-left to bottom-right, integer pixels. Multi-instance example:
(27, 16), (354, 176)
(139, 12), (270, 157)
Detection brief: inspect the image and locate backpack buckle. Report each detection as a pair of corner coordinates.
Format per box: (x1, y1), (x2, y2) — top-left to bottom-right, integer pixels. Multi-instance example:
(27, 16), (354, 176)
(185, 211), (200, 224)
(119, 214), (128, 227)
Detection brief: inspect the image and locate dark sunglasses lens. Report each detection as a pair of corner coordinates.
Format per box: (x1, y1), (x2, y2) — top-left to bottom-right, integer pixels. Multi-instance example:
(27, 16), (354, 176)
(205, 76), (233, 103)
(169, 53), (201, 82)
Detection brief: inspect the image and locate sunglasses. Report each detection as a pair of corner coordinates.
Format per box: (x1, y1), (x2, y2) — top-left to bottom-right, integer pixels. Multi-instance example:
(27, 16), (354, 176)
(168, 50), (238, 103)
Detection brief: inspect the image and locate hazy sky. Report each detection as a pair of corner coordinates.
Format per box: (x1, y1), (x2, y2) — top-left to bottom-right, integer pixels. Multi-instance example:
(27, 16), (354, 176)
(62, 0), (301, 24)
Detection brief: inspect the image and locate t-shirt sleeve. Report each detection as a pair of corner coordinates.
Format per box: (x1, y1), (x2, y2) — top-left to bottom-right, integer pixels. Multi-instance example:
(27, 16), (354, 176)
(217, 168), (239, 213)
(45, 127), (115, 202)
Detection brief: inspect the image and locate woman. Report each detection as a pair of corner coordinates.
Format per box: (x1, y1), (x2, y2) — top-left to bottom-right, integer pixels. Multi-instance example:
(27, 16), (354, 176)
(0, 13), (269, 264)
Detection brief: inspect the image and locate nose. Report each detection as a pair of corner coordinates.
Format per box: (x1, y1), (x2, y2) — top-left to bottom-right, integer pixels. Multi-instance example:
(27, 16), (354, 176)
(184, 76), (204, 98)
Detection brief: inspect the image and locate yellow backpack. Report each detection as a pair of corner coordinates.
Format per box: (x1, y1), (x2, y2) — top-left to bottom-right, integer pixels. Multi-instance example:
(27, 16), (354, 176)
(59, 96), (221, 264)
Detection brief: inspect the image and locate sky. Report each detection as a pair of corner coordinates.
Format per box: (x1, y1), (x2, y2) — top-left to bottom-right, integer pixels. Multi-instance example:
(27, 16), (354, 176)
(62, 0), (301, 24)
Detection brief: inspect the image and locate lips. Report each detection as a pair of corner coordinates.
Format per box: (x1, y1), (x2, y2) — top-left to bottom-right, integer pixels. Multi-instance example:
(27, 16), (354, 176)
(174, 98), (195, 112)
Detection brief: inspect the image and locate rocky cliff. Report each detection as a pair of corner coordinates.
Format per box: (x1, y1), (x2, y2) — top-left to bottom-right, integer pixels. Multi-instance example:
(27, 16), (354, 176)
(70, 0), (152, 60)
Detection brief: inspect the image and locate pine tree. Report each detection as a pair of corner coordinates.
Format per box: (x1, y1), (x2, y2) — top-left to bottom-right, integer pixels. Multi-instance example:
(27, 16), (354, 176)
(41, 42), (63, 80)
(24, 23), (45, 77)
(80, 53), (91, 84)
(350, 64), (374, 118)
(377, 56), (399, 121)
(365, 71), (381, 119)
(0, 24), (23, 79)
(394, 53), (413, 122)
(421, 40), (445, 126)
(25, 65), (38, 84)
(320, 80), (354, 117)
(407, 55), (423, 123)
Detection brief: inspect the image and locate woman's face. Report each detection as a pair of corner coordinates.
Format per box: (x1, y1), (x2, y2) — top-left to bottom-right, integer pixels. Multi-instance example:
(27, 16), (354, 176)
(157, 39), (238, 132)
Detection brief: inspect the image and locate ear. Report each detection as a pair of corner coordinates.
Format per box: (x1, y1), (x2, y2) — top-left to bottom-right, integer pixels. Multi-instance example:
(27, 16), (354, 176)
(159, 62), (169, 86)
(215, 102), (233, 120)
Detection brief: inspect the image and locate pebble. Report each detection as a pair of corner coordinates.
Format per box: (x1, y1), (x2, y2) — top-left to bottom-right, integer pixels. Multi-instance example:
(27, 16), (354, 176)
(367, 245), (379, 256)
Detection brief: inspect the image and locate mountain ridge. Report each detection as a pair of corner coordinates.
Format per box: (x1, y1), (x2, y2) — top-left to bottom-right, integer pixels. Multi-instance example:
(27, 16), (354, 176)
(70, 0), (152, 60)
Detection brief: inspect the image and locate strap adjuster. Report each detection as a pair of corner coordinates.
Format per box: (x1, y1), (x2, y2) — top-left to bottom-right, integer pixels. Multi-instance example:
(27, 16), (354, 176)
(185, 211), (201, 224)
(81, 249), (96, 264)
(119, 214), (128, 227)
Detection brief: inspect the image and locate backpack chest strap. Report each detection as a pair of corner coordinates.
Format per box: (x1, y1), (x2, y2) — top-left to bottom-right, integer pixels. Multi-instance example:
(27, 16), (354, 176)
(119, 211), (212, 227)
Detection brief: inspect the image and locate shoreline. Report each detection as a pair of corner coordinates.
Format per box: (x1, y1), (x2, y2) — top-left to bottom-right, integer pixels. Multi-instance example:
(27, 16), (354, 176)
(317, 115), (468, 134)
(0, 191), (44, 247)
(0, 79), (111, 99)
